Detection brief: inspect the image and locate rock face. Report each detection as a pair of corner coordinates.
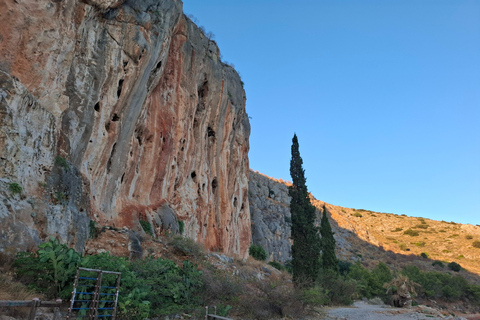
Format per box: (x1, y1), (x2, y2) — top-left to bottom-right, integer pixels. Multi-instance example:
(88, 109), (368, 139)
(0, 0), (251, 257)
(248, 171), (354, 263)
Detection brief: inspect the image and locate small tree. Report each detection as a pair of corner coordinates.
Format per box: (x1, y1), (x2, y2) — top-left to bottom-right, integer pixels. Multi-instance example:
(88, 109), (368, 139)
(320, 205), (338, 273)
(249, 244), (267, 261)
(289, 134), (321, 286)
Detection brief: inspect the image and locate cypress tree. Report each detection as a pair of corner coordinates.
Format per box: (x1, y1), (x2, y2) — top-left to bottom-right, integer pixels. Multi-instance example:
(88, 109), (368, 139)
(320, 205), (339, 273)
(289, 134), (321, 286)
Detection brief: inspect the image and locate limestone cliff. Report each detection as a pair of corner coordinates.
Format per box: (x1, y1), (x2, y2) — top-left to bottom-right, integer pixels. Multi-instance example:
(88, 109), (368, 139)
(0, 0), (251, 256)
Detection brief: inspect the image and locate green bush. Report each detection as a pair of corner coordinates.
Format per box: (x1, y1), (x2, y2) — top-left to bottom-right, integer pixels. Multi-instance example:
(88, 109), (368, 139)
(347, 262), (392, 299)
(420, 252), (429, 259)
(403, 229), (419, 236)
(8, 182), (22, 195)
(465, 234), (473, 240)
(472, 241), (480, 248)
(448, 262), (461, 272)
(352, 212), (363, 218)
(391, 227), (403, 232)
(140, 219), (153, 236)
(178, 220), (185, 235)
(401, 265), (480, 303)
(169, 236), (205, 259)
(14, 240), (206, 319)
(14, 237), (82, 299)
(249, 244), (267, 261)
(432, 261), (444, 268)
(55, 156), (69, 169)
(89, 220), (100, 239)
(268, 261), (285, 271)
(414, 224), (428, 229)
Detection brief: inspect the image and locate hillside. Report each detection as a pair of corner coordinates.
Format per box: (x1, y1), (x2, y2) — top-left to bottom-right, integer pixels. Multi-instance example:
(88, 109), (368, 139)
(249, 170), (480, 284)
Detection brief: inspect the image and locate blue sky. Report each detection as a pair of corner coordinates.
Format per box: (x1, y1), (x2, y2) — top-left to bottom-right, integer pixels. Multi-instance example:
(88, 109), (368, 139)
(183, 0), (480, 225)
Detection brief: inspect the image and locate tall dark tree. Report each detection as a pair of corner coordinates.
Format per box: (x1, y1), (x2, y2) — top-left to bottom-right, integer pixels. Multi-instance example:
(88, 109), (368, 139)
(289, 134), (321, 286)
(320, 205), (339, 273)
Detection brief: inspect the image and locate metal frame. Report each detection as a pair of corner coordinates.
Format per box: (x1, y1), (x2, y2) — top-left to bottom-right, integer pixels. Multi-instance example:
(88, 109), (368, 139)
(66, 267), (121, 319)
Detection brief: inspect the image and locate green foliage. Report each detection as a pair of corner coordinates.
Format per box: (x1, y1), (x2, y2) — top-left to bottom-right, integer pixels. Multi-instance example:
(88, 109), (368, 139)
(414, 224), (429, 229)
(80, 252), (151, 319)
(420, 252), (429, 259)
(348, 262), (393, 299)
(54, 191), (66, 203)
(140, 219), (153, 236)
(249, 244), (267, 261)
(8, 182), (22, 195)
(14, 240), (206, 319)
(317, 269), (357, 305)
(288, 134), (321, 286)
(338, 260), (353, 277)
(14, 237), (82, 299)
(465, 234), (473, 240)
(391, 227), (403, 232)
(268, 261), (285, 271)
(89, 220), (100, 239)
(472, 240), (480, 248)
(352, 212), (363, 217)
(320, 205), (338, 273)
(178, 220), (185, 235)
(55, 156), (69, 169)
(432, 261), (444, 268)
(169, 236), (205, 259)
(403, 229), (419, 236)
(130, 258), (203, 315)
(401, 265), (480, 302)
(447, 261), (461, 272)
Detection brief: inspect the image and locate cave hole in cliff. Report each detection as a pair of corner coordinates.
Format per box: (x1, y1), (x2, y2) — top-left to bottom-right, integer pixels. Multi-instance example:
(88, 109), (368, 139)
(191, 171), (196, 179)
(233, 197), (238, 207)
(212, 178), (217, 190)
(155, 60), (162, 71)
(207, 126), (215, 137)
(112, 113), (120, 121)
(94, 102), (100, 112)
(117, 79), (124, 98)
(196, 80), (208, 113)
(136, 135), (142, 146)
(121, 172), (125, 183)
(241, 203), (245, 210)
(105, 122), (111, 132)
(202, 183), (205, 191)
(106, 143), (117, 173)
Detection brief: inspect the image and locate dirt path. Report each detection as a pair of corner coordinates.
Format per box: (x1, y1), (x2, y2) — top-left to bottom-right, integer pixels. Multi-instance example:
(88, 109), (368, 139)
(323, 301), (476, 320)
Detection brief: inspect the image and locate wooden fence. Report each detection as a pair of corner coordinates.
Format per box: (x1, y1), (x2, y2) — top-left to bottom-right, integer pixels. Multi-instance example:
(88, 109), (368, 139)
(0, 298), (62, 320)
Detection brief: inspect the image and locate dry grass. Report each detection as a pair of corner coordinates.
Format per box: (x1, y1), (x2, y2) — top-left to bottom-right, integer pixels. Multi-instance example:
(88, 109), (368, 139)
(0, 273), (43, 318)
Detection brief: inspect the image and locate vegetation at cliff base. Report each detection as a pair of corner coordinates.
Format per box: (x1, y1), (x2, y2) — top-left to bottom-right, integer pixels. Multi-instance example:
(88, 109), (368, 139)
(249, 244), (267, 261)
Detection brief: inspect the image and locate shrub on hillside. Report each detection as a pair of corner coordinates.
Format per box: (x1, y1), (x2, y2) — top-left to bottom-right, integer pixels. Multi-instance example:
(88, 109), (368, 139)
(268, 261), (285, 271)
(403, 229), (419, 236)
(249, 244), (267, 261)
(473, 241), (480, 248)
(401, 265), (480, 303)
(432, 261), (444, 268)
(448, 261), (461, 272)
(348, 262), (392, 299)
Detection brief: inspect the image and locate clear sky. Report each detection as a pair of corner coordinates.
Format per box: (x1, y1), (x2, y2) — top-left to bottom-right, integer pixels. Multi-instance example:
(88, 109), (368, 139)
(183, 0), (480, 225)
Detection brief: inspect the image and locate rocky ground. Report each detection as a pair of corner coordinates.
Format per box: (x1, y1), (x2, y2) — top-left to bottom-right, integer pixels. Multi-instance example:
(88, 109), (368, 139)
(323, 301), (480, 320)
